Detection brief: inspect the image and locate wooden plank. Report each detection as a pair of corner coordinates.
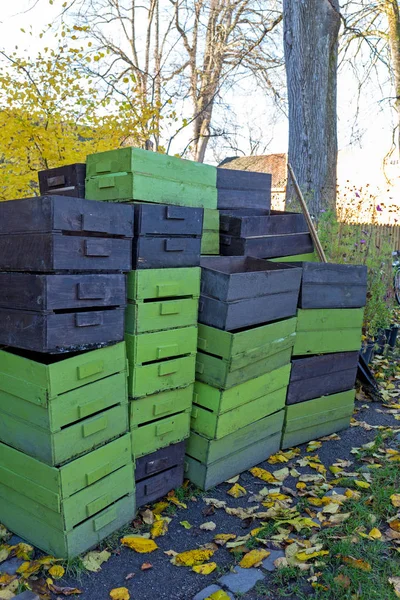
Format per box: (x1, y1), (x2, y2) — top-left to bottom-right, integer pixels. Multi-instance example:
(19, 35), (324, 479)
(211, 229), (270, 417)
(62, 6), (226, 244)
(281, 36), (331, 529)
(281, 416), (352, 449)
(136, 464), (184, 507)
(129, 386), (193, 427)
(128, 354), (196, 398)
(203, 209), (219, 230)
(201, 232), (220, 255)
(298, 263), (368, 309)
(0, 307), (125, 353)
(133, 203), (203, 236)
(135, 441), (185, 480)
(126, 299), (199, 334)
(191, 387), (286, 439)
(270, 253), (318, 263)
(131, 409), (191, 458)
(296, 308), (364, 331)
(132, 236), (201, 269)
(39, 164), (86, 198)
(127, 267), (201, 301)
(186, 410), (284, 464)
(125, 327), (197, 365)
(293, 329), (363, 355)
(220, 233), (314, 259)
(220, 210), (308, 237)
(199, 291), (299, 331)
(200, 256), (302, 302)
(216, 169), (272, 211)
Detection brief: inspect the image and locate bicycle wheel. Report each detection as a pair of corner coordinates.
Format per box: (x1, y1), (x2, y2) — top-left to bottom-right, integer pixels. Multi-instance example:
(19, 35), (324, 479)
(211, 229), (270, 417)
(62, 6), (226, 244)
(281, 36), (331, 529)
(395, 268), (400, 305)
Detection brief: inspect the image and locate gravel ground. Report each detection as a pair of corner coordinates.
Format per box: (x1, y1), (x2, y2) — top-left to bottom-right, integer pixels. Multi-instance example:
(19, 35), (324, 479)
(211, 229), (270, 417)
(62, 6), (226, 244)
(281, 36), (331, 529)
(54, 395), (400, 600)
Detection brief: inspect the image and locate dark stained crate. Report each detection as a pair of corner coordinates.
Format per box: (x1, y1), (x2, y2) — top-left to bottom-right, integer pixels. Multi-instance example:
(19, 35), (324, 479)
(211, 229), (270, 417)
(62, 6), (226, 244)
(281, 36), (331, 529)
(0, 307), (125, 353)
(0, 234), (132, 273)
(220, 210), (308, 238)
(287, 352), (359, 405)
(297, 262), (368, 309)
(38, 164), (86, 198)
(136, 464), (184, 507)
(200, 256), (302, 302)
(216, 168), (271, 210)
(135, 441), (186, 481)
(0, 196), (134, 237)
(133, 203), (203, 236)
(0, 273), (126, 311)
(132, 236), (201, 269)
(220, 232), (314, 259)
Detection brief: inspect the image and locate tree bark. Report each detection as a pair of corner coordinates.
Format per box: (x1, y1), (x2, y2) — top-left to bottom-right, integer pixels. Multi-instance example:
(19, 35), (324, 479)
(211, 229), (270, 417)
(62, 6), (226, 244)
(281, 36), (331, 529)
(283, 0), (341, 218)
(383, 0), (400, 159)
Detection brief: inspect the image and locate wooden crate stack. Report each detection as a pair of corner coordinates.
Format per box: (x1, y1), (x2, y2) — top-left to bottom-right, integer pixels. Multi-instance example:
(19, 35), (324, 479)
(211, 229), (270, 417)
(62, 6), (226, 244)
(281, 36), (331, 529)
(185, 256), (302, 490)
(281, 262), (368, 449)
(0, 195), (136, 558)
(85, 149), (207, 506)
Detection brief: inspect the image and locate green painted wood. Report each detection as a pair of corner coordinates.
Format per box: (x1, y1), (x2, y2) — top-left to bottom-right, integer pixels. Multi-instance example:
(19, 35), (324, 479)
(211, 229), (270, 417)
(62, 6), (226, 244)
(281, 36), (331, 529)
(128, 354), (196, 398)
(0, 435), (132, 500)
(203, 209), (219, 230)
(0, 491), (136, 558)
(201, 233), (219, 255)
(127, 268), (201, 301)
(293, 309), (364, 355)
(186, 409), (284, 464)
(193, 364), (290, 414)
(191, 387), (286, 439)
(296, 308), (364, 331)
(0, 403), (129, 466)
(197, 318), (297, 360)
(131, 409), (191, 458)
(125, 327), (197, 365)
(125, 299), (199, 334)
(185, 432), (282, 490)
(270, 253), (318, 263)
(0, 372), (126, 431)
(129, 385), (193, 426)
(281, 417), (352, 449)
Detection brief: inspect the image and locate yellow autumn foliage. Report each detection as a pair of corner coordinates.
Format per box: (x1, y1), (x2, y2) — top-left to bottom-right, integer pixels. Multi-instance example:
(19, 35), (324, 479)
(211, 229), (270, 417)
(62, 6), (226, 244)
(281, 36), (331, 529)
(109, 587), (130, 600)
(121, 536), (158, 553)
(48, 565), (65, 579)
(173, 548), (215, 567)
(239, 549), (270, 568)
(192, 562), (217, 575)
(249, 467), (278, 483)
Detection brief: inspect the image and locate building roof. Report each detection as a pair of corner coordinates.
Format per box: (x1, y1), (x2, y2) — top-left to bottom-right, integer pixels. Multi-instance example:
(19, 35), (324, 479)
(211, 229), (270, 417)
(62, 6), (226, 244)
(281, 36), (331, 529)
(218, 154), (287, 189)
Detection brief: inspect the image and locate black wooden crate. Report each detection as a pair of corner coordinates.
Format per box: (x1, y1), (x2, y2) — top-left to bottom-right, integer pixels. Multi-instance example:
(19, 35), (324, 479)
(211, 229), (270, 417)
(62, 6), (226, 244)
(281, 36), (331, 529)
(0, 273), (126, 311)
(38, 164), (86, 198)
(220, 210), (308, 238)
(0, 307), (125, 353)
(132, 236), (201, 269)
(200, 256), (302, 301)
(220, 232), (314, 259)
(136, 442), (185, 507)
(296, 262), (368, 309)
(133, 203), (203, 237)
(287, 352), (359, 405)
(216, 168), (271, 210)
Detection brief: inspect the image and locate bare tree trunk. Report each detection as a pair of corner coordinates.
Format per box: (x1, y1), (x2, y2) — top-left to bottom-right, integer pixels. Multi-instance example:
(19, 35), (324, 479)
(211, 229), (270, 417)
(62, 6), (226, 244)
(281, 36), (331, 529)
(384, 0), (400, 158)
(283, 0), (341, 218)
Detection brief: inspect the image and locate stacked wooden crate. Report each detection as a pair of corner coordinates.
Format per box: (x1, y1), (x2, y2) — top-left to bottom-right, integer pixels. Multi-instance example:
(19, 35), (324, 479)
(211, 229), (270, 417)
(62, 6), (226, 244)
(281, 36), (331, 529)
(0, 196), (136, 558)
(185, 256), (302, 490)
(281, 262), (368, 449)
(39, 163), (86, 198)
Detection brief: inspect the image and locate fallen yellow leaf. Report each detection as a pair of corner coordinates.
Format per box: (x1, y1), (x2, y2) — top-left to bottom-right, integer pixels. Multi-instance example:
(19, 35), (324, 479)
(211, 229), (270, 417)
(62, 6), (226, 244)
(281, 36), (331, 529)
(206, 591), (232, 600)
(391, 494), (400, 508)
(295, 550), (329, 561)
(389, 519), (400, 533)
(342, 556), (371, 571)
(82, 550), (111, 573)
(152, 501), (169, 515)
(180, 521), (192, 529)
(227, 483), (247, 498)
(48, 565), (65, 579)
(192, 562), (217, 575)
(368, 527), (382, 539)
(173, 548), (215, 567)
(109, 587), (130, 600)
(389, 576), (400, 598)
(355, 480), (370, 489)
(239, 549), (270, 568)
(150, 518), (168, 539)
(249, 467), (278, 484)
(121, 537), (158, 553)
(214, 534), (236, 546)
(168, 496), (187, 509)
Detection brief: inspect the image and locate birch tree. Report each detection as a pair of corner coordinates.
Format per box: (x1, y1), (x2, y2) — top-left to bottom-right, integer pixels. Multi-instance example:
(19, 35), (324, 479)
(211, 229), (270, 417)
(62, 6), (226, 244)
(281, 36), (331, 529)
(283, 0), (341, 217)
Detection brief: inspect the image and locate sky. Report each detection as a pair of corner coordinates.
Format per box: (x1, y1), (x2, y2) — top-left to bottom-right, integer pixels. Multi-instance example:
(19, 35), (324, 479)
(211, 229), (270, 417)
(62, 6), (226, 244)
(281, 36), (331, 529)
(0, 0), (397, 186)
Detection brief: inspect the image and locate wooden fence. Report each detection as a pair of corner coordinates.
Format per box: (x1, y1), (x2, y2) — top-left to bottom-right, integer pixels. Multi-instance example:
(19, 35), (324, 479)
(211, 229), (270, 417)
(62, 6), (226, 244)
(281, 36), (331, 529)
(341, 223), (400, 253)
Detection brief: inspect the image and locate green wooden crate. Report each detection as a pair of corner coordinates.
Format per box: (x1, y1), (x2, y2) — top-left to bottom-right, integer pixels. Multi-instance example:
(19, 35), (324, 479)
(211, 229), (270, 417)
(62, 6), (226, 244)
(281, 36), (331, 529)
(0, 342), (126, 401)
(86, 148), (217, 208)
(185, 410), (284, 490)
(281, 389), (355, 449)
(0, 435), (135, 558)
(196, 318), (296, 388)
(129, 385), (193, 427)
(293, 308), (364, 356)
(201, 232), (220, 255)
(126, 299), (199, 334)
(203, 209), (219, 230)
(128, 354), (196, 398)
(127, 268), (201, 301)
(125, 327), (197, 366)
(270, 253), (318, 263)
(131, 409), (191, 458)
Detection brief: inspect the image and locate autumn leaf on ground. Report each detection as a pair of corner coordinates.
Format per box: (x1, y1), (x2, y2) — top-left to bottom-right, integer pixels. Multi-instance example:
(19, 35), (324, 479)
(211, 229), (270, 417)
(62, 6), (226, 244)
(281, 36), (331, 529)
(152, 501), (168, 515)
(172, 548), (215, 567)
(249, 467), (279, 484)
(109, 587), (130, 600)
(342, 556), (371, 571)
(13, 542), (34, 560)
(180, 521), (192, 529)
(0, 574), (16, 588)
(140, 509), (154, 525)
(121, 537), (158, 553)
(227, 483), (247, 498)
(335, 573), (351, 589)
(200, 521), (216, 531)
(203, 498), (226, 509)
(214, 534), (236, 546)
(141, 562), (153, 570)
(355, 480), (370, 489)
(295, 549), (329, 561)
(389, 577), (400, 598)
(82, 550), (111, 573)
(239, 549), (270, 568)
(307, 441), (322, 452)
(150, 517), (169, 539)
(273, 467), (290, 482)
(192, 562), (217, 575)
(225, 475), (239, 484)
(47, 582), (82, 595)
(206, 591), (231, 599)
(168, 495), (187, 509)
(389, 518), (400, 533)
(48, 565), (65, 579)
(391, 494), (400, 508)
